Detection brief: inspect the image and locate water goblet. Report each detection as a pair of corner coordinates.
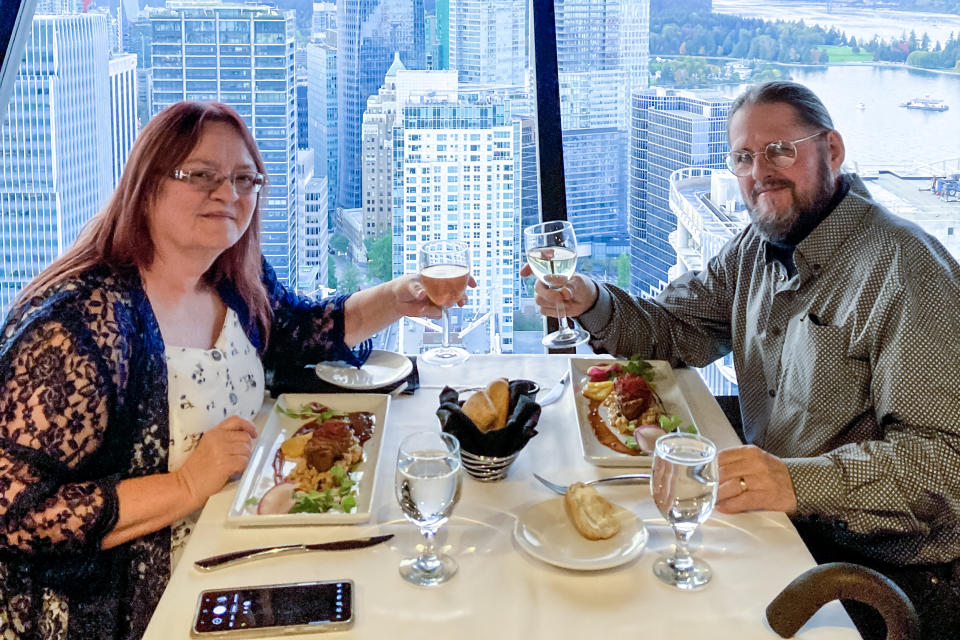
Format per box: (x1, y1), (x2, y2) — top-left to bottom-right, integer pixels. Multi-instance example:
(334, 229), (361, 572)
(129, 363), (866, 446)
(650, 432), (718, 590)
(395, 431), (463, 586)
(523, 220), (589, 348)
(419, 240), (471, 365)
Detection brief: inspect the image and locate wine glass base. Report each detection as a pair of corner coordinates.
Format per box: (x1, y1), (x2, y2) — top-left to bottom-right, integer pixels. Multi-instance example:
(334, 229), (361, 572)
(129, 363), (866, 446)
(399, 553), (458, 587)
(652, 554), (712, 590)
(541, 327), (590, 349)
(421, 346), (469, 366)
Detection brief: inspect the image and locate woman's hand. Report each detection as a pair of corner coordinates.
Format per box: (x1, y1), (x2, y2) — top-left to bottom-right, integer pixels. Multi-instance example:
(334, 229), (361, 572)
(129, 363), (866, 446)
(174, 416), (258, 509)
(519, 264), (599, 319)
(390, 273), (478, 319)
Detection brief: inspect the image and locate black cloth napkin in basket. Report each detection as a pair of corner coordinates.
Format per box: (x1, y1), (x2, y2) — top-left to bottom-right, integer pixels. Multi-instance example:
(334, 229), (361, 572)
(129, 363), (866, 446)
(436, 380), (541, 457)
(268, 356), (419, 398)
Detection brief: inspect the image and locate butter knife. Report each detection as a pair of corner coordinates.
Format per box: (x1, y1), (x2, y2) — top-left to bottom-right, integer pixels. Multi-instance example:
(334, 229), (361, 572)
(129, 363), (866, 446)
(194, 534), (394, 571)
(537, 371), (570, 407)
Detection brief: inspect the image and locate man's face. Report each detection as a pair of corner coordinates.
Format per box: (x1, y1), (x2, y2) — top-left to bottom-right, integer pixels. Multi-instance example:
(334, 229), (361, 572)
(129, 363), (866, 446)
(728, 102), (844, 242)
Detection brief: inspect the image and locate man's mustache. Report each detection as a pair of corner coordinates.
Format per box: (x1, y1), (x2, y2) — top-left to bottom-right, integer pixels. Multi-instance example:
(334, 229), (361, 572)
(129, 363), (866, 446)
(752, 179), (794, 199)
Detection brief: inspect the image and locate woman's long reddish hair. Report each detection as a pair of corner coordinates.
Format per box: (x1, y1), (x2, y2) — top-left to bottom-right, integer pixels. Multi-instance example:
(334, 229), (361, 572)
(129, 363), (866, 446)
(17, 101), (272, 341)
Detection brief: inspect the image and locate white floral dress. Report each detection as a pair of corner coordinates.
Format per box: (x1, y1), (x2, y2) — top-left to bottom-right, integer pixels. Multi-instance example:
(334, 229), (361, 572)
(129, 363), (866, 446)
(166, 307), (265, 567)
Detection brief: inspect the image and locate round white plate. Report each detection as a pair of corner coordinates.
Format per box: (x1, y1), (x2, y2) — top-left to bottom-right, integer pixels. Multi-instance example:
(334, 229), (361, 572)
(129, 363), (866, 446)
(513, 497), (648, 571)
(314, 350), (413, 390)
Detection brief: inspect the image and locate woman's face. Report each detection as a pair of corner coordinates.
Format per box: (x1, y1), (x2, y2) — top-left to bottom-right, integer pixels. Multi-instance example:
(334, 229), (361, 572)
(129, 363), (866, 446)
(150, 121), (259, 264)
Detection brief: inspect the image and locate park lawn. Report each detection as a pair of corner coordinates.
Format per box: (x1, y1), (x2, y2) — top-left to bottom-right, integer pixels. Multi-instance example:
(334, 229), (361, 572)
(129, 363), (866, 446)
(821, 45), (874, 63)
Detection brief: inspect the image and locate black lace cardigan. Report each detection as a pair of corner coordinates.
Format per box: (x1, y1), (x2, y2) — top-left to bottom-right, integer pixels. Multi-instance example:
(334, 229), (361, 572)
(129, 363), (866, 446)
(0, 261), (370, 640)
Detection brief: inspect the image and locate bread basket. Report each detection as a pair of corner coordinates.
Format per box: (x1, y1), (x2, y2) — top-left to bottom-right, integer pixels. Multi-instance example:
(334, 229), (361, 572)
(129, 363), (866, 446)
(459, 449), (521, 482)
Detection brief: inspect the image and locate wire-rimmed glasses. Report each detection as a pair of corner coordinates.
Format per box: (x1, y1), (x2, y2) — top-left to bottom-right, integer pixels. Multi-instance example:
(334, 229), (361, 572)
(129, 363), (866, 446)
(725, 130), (826, 176)
(523, 220), (590, 349)
(395, 431), (462, 587)
(170, 168), (266, 194)
(418, 240), (471, 366)
(650, 432), (718, 590)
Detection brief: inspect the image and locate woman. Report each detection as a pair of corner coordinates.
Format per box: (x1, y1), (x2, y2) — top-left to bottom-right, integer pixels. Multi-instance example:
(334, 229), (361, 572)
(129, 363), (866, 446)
(0, 102), (445, 640)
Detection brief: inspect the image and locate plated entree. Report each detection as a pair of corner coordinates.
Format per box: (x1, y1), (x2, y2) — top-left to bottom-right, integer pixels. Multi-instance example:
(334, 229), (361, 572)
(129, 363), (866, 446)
(250, 402), (375, 514)
(580, 356), (696, 455)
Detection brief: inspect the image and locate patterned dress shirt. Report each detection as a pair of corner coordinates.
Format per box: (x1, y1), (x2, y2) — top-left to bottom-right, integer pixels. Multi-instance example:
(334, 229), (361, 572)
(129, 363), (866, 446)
(578, 174), (960, 566)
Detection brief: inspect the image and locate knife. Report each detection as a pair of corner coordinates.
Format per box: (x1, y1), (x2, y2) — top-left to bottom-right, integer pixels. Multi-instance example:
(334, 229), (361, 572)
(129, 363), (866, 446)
(537, 371), (570, 407)
(193, 534), (394, 571)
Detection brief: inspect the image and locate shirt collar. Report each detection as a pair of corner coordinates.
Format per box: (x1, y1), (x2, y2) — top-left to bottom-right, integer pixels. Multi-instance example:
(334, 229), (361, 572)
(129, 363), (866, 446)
(791, 174), (873, 276)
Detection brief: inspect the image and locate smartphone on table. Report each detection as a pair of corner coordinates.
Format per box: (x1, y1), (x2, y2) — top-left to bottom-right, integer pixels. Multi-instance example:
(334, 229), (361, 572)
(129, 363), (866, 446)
(191, 580), (353, 637)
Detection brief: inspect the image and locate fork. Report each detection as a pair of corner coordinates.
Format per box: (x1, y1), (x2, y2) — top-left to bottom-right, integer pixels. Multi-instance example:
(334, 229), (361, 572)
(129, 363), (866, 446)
(533, 472), (651, 495)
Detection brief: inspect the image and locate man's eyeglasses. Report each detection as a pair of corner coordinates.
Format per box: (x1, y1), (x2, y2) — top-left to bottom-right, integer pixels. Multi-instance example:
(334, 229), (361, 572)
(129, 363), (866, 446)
(170, 168), (266, 195)
(725, 131), (826, 177)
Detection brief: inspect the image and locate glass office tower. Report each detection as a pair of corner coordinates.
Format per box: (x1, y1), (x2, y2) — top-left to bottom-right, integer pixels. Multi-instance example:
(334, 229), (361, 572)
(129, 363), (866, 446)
(449, 0), (526, 86)
(555, 0), (649, 241)
(0, 13), (113, 315)
(336, 0), (425, 210)
(629, 88), (731, 296)
(149, 2), (300, 288)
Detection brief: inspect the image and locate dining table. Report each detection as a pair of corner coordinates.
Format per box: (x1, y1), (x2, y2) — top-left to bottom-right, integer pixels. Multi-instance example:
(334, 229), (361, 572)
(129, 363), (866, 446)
(143, 354), (860, 639)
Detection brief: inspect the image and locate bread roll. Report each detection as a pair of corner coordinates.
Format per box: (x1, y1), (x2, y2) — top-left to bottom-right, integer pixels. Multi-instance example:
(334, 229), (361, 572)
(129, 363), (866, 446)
(564, 482), (621, 540)
(462, 390), (496, 431)
(486, 378), (510, 431)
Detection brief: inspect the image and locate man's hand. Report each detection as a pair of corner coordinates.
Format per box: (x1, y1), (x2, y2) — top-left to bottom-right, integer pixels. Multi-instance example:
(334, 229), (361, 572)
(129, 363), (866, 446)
(519, 264), (599, 319)
(716, 445), (797, 514)
(390, 273), (477, 320)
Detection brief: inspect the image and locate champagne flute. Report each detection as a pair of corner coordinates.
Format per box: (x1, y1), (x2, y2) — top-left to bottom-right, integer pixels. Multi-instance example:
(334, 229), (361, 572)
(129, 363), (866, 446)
(523, 221), (589, 348)
(395, 431), (463, 586)
(419, 240), (470, 366)
(650, 432), (718, 590)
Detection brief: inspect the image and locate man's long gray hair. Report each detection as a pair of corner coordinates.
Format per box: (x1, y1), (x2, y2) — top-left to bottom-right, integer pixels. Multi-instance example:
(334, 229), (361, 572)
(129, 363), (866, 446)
(727, 81), (834, 142)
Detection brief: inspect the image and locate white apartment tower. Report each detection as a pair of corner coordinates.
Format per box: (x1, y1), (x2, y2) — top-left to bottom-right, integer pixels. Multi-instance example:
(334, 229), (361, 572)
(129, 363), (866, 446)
(449, 0), (526, 86)
(392, 78), (520, 354)
(0, 13), (112, 315)
(149, 2), (300, 288)
(109, 53), (138, 188)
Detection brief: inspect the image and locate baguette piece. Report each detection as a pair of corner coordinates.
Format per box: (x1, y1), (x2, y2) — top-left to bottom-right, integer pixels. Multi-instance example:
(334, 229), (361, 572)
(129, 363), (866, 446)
(487, 378), (510, 431)
(462, 390), (497, 431)
(564, 482), (621, 540)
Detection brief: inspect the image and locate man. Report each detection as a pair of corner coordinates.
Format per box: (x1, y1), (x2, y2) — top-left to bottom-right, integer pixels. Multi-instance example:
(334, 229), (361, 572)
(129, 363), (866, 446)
(523, 81), (960, 639)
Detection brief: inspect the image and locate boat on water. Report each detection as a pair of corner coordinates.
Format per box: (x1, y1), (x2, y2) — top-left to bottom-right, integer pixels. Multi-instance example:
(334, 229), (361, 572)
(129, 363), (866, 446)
(855, 102), (866, 110)
(900, 96), (949, 112)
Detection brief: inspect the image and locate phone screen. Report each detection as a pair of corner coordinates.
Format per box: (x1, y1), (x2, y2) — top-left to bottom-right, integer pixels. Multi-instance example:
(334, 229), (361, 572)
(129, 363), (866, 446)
(193, 581), (352, 634)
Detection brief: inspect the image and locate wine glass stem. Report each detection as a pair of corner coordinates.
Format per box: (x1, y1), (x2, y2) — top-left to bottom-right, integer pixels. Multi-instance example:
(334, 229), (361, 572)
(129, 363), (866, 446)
(417, 527), (441, 572)
(440, 307), (451, 348)
(672, 525), (696, 571)
(555, 297), (570, 336)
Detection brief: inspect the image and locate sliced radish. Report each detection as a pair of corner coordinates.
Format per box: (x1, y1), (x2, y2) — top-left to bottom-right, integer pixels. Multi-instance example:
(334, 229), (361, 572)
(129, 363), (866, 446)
(633, 425), (667, 454)
(257, 482), (297, 515)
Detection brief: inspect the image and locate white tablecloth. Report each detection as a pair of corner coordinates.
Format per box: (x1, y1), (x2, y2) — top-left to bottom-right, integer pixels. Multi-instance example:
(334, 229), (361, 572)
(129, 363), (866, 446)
(143, 355), (858, 639)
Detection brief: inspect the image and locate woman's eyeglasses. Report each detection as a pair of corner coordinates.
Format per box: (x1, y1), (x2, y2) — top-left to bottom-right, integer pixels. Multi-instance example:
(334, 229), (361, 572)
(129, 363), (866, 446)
(725, 131), (826, 177)
(170, 168), (266, 194)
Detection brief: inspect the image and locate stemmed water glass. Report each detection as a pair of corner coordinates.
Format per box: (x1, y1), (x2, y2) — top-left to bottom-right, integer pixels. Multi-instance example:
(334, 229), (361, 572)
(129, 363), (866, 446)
(650, 432), (719, 590)
(523, 220), (590, 348)
(395, 431), (463, 586)
(418, 240), (471, 366)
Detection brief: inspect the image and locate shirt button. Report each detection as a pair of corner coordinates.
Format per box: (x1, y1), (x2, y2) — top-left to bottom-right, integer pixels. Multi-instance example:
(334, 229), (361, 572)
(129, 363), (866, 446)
(768, 389), (776, 398)
(211, 350), (222, 361)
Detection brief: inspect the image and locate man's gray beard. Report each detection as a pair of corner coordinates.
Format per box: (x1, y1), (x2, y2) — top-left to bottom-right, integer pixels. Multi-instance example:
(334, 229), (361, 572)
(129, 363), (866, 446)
(747, 156), (835, 243)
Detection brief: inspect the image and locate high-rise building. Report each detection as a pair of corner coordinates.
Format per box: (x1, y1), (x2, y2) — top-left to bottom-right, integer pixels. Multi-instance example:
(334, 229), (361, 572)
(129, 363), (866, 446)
(555, 0), (649, 241)
(0, 13), (112, 315)
(127, 14), (153, 128)
(449, 0), (525, 86)
(149, 2), (300, 289)
(306, 32), (337, 219)
(296, 148), (329, 291)
(337, 0), (426, 210)
(109, 53), (138, 188)
(629, 88), (731, 295)
(435, 0), (449, 69)
(296, 81), (309, 149)
(392, 86), (520, 354)
(312, 2), (336, 35)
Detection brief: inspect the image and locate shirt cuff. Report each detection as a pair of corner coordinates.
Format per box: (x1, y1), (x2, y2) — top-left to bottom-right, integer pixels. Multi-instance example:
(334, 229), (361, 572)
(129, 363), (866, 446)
(784, 456), (847, 517)
(576, 284), (613, 333)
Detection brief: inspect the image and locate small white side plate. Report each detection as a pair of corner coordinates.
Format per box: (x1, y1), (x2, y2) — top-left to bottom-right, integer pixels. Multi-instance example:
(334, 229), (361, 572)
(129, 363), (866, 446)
(513, 498), (648, 571)
(315, 350), (413, 390)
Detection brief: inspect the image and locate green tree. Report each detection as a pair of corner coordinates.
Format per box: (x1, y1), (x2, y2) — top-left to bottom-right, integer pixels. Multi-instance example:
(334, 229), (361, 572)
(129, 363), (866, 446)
(330, 233), (349, 255)
(327, 255), (337, 290)
(617, 254), (630, 289)
(366, 233), (393, 282)
(341, 263), (361, 292)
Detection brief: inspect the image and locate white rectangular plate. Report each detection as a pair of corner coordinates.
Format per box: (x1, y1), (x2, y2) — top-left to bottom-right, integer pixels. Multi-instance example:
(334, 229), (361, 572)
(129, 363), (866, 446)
(570, 358), (697, 468)
(226, 393), (389, 526)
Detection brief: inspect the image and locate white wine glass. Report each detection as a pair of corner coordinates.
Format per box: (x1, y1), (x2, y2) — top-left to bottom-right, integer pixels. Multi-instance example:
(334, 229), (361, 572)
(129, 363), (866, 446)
(650, 432), (718, 590)
(523, 220), (589, 348)
(418, 240), (470, 366)
(395, 431), (463, 586)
